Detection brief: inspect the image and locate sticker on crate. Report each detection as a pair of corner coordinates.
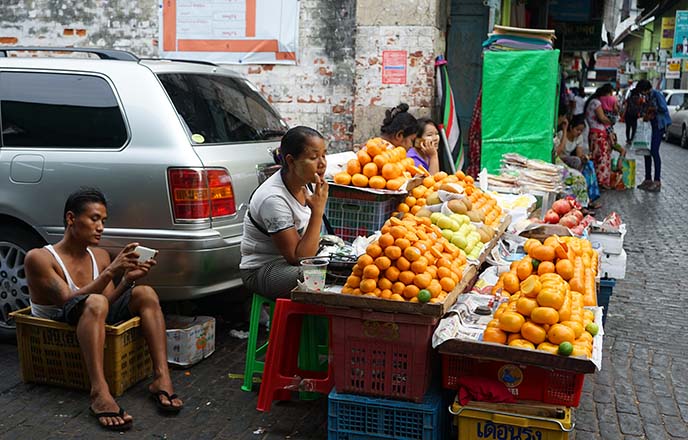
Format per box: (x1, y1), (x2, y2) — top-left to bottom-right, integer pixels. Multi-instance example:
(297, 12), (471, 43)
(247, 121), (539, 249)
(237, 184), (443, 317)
(165, 315), (215, 367)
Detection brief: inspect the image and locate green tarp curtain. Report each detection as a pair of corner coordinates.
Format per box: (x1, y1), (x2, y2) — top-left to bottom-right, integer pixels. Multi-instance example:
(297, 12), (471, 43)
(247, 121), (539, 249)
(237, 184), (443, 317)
(481, 49), (560, 174)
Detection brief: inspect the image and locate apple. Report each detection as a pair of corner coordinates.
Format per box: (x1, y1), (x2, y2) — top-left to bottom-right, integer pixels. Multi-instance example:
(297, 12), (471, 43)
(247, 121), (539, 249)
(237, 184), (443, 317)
(544, 209), (560, 224)
(552, 199), (572, 216)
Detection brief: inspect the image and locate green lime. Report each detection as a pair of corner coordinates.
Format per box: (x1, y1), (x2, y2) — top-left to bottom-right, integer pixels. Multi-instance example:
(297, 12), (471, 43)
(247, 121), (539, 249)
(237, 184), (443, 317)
(531, 259), (540, 270)
(558, 342), (573, 356)
(585, 322), (599, 337)
(417, 289), (431, 303)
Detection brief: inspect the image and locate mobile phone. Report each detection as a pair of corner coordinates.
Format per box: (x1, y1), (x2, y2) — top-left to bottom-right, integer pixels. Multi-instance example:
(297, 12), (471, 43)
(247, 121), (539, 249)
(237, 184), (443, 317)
(134, 245), (158, 263)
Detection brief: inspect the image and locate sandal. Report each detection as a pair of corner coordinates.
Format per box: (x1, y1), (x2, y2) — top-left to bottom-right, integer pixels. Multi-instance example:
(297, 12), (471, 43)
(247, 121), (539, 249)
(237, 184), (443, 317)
(150, 389), (183, 414)
(89, 406), (133, 431)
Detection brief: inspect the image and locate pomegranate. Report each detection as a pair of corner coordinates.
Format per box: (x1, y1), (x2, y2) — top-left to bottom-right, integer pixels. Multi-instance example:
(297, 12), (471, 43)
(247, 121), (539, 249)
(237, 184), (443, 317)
(558, 214), (578, 229)
(569, 209), (584, 222)
(552, 199), (572, 216)
(544, 209), (560, 224)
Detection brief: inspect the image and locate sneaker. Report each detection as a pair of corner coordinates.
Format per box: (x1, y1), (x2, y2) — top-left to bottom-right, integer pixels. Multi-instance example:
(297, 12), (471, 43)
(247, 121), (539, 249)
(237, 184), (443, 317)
(647, 181), (662, 192)
(637, 180), (652, 190)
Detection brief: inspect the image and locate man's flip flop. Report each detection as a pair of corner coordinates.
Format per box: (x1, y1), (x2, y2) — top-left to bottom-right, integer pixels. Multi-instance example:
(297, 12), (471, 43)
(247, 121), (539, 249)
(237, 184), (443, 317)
(150, 390), (183, 414)
(89, 406), (133, 431)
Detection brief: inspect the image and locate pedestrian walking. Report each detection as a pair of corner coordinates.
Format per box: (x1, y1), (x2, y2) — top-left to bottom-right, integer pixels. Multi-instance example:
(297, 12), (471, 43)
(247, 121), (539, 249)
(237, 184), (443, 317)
(635, 79), (671, 192)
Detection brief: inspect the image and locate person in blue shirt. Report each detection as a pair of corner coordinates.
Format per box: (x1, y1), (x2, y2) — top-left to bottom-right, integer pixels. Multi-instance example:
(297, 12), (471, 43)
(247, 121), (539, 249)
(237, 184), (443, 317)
(635, 80), (671, 192)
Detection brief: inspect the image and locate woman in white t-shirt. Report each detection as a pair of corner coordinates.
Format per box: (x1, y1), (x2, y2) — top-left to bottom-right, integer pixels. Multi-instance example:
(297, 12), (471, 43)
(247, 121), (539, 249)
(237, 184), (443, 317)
(240, 126), (328, 298)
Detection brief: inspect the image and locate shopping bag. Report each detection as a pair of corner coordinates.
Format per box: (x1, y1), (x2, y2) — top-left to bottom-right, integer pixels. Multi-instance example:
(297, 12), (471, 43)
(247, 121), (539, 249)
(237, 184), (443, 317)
(631, 121), (651, 156)
(621, 158), (636, 188)
(582, 160), (600, 200)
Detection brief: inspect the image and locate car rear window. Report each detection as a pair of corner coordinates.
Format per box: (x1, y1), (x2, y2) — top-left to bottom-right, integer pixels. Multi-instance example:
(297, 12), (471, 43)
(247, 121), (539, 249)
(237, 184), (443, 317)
(157, 73), (287, 144)
(0, 72), (128, 148)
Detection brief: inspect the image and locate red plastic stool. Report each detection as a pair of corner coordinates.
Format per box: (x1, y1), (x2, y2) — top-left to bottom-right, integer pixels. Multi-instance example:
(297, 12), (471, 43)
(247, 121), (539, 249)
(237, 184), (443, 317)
(256, 298), (333, 412)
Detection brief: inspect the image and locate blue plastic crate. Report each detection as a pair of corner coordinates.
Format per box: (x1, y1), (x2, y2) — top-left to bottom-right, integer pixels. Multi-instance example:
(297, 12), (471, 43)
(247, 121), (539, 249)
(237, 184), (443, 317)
(328, 386), (444, 440)
(598, 278), (616, 324)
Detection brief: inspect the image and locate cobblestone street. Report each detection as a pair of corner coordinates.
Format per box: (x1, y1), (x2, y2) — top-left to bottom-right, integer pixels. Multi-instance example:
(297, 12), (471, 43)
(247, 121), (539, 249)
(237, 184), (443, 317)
(0, 131), (686, 439)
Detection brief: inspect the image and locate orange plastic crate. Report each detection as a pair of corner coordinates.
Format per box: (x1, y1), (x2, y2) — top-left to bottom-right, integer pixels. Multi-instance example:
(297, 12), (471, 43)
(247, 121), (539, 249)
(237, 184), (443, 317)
(11, 307), (151, 396)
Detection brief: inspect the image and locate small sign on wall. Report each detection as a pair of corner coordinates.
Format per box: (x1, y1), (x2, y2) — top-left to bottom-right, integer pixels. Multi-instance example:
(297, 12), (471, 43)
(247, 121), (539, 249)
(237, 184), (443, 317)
(382, 50), (407, 84)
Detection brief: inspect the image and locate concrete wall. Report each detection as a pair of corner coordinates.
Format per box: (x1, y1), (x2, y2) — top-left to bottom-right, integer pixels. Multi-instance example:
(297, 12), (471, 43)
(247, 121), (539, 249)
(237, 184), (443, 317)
(0, 0), (445, 152)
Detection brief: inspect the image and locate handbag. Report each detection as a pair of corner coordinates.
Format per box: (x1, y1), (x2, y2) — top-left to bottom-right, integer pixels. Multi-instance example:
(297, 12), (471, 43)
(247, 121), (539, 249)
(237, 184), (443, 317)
(582, 160), (600, 201)
(631, 121), (652, 156)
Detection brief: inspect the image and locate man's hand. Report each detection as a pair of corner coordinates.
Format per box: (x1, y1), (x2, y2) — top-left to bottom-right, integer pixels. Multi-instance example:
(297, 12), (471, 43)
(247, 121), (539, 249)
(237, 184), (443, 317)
(124, 259), (157, 283)
(109, 243), (140, 275)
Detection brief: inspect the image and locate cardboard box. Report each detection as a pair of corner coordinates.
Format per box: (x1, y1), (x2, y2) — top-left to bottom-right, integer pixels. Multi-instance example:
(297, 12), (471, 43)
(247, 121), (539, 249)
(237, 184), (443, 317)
(165, 315), (215, 367)
(600, 249), (626, 279)
(589, 224), (626, 254)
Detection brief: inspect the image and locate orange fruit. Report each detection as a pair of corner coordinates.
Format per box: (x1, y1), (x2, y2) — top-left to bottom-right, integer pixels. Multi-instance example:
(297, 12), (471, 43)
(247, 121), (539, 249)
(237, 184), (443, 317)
(404, 196), (416, 207)
(384, 245), (402, 260)
(368, 175), (387, 189)
(515, 297), (538, 316)
(537, 261), (555, 275)
(334, 172), (352, 185)
(374, 256), (392, 271)
(378, 277), (393, 291)
(536, 342), (560, 355)
(360, 278), (377, 293)
(378, 233), (394, 249)
(403, 246), (422, 262)
(410, 258), (428, 274)
(436, 257), (452, 268)
(411, 185), (427, 199)
(395, 256), (411, 271)
(352, 264), (362, 276)
(425, 265), (437, 279)
(536, 287), (565, 309)
(398, 270), (415, 285)
(439, 277), (456, 292)
(362, 162), (378, 178)
(427, 280), (442, 298)
(394, 238), (411, 250)
(398, 203), (410, 213)
(521, 321), (547, 345)
(351, 173), (369, 187)
(357, 254), (374, 267)
(391, 281), (405, 295)
(530, 307), (559, 325)
(362, 264), (380, 279)
(366, 243), (382, 258)
(555, 259), (574, 281)
(530, 245), (556, 262)
(389, 226), (406, 239)
(346, 159), (361, 175)
(519, 274), (542, 297)
(437, 266), (452, 280)
(516, 259), (533, 281)
(389, 293), (405, 302)
(402, 284), (420, 299)
(385, 266), (400, 282)
(482, 328), (507, 344)
(380, 289), (393, 299)
(498, 312), (525, 333)
(413, 273), (432, 289)
(547, 324), (575, 345)
(422, 176), (435, 188)
(508, 339), (535, 350)
(560, 321), (585, 339)
(373, 153), (390, 169)
(357, 149), (371, 165)
(502, 272), (520, 294)
(386, 177), (404, 191)
(366, 143), (383, 158)
(381, 163), (402, 180)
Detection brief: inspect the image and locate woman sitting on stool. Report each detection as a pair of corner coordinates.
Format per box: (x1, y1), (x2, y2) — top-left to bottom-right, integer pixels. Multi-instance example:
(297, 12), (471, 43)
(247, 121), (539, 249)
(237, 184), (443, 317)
(240, 126), (329, 299)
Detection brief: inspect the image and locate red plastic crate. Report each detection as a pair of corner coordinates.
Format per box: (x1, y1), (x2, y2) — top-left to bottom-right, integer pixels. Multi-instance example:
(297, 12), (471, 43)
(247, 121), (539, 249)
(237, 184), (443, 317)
(328, 307), (438, 403)
(442, 354), (585, 407)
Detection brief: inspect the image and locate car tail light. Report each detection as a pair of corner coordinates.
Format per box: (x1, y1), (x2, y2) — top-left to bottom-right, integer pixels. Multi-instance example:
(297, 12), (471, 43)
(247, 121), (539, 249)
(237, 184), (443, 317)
(168, 168), (236, 221)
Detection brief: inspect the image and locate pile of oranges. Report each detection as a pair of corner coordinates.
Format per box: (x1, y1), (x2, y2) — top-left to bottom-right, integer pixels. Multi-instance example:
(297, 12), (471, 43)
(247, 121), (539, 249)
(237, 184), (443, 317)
(397, 171), (504, 228)
(483, 235), (600, 357)
(333, 137), (425, 191)
(341, 214), (468, 303)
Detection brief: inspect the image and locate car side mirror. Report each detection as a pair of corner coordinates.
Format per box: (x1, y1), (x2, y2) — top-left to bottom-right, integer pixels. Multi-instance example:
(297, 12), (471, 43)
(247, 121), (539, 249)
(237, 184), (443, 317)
(676, 105), (681, 111)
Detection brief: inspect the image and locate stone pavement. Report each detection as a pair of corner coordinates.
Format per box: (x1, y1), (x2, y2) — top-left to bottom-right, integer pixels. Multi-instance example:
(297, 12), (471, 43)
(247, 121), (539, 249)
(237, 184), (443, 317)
(0, 131), (687, 439)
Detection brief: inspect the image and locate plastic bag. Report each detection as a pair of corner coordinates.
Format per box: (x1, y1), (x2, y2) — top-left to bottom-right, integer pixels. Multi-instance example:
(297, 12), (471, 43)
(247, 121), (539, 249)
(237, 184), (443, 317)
(631, 121), (652, 156)
(582, 160), (600, 201)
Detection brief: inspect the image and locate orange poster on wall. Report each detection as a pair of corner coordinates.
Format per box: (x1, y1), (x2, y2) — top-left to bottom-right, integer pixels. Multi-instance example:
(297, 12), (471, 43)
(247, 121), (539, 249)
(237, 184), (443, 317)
(160, 0), (298, 64)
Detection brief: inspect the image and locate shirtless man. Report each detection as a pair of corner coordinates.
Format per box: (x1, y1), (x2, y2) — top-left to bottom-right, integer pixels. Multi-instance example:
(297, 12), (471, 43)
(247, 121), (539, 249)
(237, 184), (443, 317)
(25, 188), (183, 431)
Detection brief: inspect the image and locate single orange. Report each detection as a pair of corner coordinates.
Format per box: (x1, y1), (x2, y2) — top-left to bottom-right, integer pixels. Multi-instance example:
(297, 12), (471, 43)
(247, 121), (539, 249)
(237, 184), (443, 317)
(385, 266), (400, 282)
(515, 297), (538, 316)
(440, 277), (456, 292)
(397, 203), (410, 213)
(402, 284), (420, 299)
(373, 152), (390, 169)
(502, 272), (521, 294)
(389, 293), (405, 302)
(404, 196), (416, 207)
(346, 275), (361, 288)
(362, 264), (380, 279)
(483, 327), (508, 344)
(537, 261), (556, 275)
(516, 259), (533, 281)
(394, 238), (411, 250)
(360, 278), (377, 293)
(380, 289), (393, 299)
(398, 270), (416, 285)
(410, 258), (428, 274)
(427, 279), (442, 298)
(498, 312), (525, 333)
(366, 143), (383, 158)
(384, 245), (402, 260)
(395, 256), (411, 271)
(357, 254), (374, 267)
(366, 243), (382, 258)
(357, 149), (371, 165)
(555, 259), (574, 281)
(374, 256), (392, 271)
(391, 281), (405, 295)
(381, 163), (402, 180)
(521, 321), (547, 345)
(351, 173), (369, 187)
(334, 172), (352, 185)
(378, 277), (393, 291)
(368, 175), (387, 189)
(389, 226), (406, 239)
(413, 273), (432, 289)
(386, 177), (404, 191)
(362, 162), (378, 178)
(378, 233), (394, 249)
(346, 159), (361, 176)
(403, 246), (422, 262)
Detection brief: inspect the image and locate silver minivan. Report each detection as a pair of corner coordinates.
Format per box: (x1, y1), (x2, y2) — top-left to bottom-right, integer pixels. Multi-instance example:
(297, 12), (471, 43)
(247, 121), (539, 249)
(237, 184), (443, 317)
(0, 47), (286, 330)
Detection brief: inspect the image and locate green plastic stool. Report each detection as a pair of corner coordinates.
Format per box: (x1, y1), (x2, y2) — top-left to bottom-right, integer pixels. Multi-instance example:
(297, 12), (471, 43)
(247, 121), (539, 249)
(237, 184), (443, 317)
(241, 294), (330, 396)
(241, 294), (275, 392)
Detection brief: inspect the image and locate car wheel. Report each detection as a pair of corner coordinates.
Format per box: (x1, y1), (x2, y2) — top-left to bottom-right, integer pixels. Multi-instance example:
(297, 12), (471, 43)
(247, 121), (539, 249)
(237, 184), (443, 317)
(682, 126), (688, 149)
(0, 225), (45, 336)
